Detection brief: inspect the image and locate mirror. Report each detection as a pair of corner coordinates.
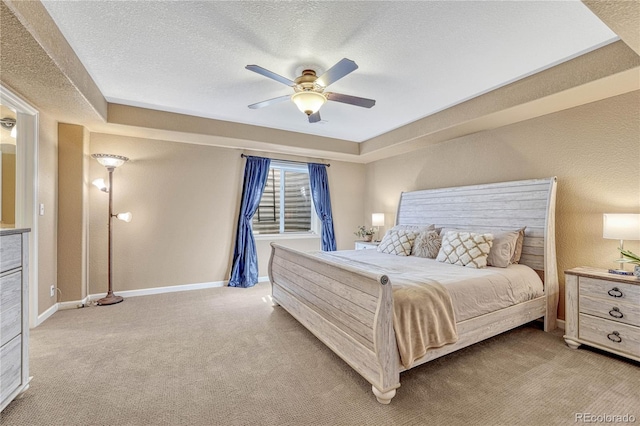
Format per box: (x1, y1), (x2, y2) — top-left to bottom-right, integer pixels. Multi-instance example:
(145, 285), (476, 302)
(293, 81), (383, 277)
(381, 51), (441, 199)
(0, 104), (17, 229)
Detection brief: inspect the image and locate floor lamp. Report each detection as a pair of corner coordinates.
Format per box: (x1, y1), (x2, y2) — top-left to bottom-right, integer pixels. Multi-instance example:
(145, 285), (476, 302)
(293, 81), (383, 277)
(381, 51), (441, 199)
(92, 153), (131, 305)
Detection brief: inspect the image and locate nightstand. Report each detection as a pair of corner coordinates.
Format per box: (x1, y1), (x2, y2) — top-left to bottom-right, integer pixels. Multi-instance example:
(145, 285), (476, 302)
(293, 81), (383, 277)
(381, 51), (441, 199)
(355, 241), (379, 250)
(564, 267), (640, 362)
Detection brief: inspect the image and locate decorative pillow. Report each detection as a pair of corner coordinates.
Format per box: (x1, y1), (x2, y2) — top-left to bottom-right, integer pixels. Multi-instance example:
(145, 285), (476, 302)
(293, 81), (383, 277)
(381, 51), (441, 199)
(412, 230), (441, 258)
(439, 227), (524, 268)
(436, 231), (493, 268)
(486, 230), (522, 268)
(377, 229), (417, 256)
(511, 227), (526, 264)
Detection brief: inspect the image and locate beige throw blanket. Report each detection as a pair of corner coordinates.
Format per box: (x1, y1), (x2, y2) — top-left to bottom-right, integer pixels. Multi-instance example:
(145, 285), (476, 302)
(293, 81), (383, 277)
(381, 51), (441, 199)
(392, 280), (458, 369)
(315, 251), (458, 369)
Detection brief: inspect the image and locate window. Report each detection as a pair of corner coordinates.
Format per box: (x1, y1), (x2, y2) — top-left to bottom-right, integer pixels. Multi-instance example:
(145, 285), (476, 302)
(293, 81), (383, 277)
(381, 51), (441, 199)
(252, 162), (318, 235)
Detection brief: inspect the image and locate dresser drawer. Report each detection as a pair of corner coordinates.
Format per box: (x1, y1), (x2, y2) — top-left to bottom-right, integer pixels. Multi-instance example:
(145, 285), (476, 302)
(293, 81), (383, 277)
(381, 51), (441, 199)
(579, 277), (640, 304)
(579, 313), (640, 357)
(0, 271), (22, 346)
(580, 295), (640, 327)
(0, 234), (21, 273)
(0, 335), (22, 403)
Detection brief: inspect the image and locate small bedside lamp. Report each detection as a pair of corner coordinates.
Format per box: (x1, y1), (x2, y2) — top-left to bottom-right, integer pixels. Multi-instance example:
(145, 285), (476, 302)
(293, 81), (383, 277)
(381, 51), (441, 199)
(372, 213), (385, 242)
(603, 213), (640, 274)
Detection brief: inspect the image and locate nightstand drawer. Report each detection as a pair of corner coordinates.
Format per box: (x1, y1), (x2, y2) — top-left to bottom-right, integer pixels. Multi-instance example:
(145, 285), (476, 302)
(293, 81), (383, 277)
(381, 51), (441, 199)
(0, 335), (22, 403)
(579, 277), (640, 303)
(0, 271), (22, 347)
(579, 314), (640, 357)
(0, 234), (21, 273)
(580, 295), (640, 327)
(355, 242), (379, 250)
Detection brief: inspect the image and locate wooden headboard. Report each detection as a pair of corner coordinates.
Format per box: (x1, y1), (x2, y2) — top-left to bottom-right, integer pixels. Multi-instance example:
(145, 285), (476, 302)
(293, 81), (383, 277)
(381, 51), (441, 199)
(396, 177), (558, 289)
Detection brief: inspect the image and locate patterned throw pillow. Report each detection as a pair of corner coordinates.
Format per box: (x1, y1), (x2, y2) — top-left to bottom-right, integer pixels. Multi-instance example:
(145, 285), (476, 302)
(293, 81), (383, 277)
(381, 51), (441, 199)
(436, 231), (494, 268)
(412, 230), (441, 258)
(439, 227), (525, 267)
(377, 230), (417, 256)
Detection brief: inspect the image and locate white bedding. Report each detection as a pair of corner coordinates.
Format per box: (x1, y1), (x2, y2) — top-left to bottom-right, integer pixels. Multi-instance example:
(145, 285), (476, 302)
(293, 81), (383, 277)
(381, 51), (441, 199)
(316, 249), (544, 322)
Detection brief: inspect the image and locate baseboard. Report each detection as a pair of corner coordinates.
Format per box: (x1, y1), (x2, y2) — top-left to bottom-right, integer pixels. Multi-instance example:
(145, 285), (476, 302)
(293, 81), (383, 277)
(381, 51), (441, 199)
(37, 277), (272, 326)
(58, 296), (91, 311)
(556, 319), (565, 330)
(36, 302), (58, 326)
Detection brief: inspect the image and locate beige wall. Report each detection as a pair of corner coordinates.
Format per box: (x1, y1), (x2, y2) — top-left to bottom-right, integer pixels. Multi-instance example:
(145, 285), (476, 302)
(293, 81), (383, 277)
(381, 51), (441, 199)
(37, 111), (59, 314)
(364, 91), (640, 320)
(57, 123), (88, 301)
(88, 134), (365, 295)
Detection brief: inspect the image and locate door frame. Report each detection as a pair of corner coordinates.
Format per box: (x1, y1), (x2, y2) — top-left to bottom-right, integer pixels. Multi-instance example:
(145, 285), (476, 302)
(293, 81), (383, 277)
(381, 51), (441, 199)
(1, 84), (39, 328)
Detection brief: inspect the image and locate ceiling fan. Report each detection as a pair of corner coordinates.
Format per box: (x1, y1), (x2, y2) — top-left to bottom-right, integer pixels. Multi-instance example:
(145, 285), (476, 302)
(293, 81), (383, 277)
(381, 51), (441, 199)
(245, 58), (376, 123)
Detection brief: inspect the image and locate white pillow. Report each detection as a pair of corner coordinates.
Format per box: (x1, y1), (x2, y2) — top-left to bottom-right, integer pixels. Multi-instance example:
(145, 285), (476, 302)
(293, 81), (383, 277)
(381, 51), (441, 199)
(377, 229), (417, 256)
(436, 231), (493, 268)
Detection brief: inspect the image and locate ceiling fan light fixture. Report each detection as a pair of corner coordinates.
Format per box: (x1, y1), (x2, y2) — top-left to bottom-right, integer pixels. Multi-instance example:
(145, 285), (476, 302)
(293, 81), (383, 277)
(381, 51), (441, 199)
(291, 91), (326, 116)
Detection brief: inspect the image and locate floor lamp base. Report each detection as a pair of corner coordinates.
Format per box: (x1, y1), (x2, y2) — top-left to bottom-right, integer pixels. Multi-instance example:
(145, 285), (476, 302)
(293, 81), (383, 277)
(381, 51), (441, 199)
(97, 294), (124, 306)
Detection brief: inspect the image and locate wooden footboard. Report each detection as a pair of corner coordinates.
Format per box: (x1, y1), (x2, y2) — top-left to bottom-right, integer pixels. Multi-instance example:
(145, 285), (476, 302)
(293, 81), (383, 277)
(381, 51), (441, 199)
(269, 243), (400, 403)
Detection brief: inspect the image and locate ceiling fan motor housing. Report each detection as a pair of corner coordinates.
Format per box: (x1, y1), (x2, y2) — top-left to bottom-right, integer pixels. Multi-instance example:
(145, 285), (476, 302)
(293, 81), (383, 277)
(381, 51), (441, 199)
(294, 70), (324, 93)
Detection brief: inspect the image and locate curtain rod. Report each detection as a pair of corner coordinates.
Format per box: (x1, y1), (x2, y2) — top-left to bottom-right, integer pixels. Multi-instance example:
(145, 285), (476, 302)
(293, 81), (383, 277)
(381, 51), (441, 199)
(240, 153), (330, 167)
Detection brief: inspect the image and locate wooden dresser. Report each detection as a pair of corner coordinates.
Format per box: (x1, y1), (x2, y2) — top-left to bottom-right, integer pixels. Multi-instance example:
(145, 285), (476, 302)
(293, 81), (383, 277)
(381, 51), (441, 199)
(564, 267), (640, 362)
(1, 228), (30, 412)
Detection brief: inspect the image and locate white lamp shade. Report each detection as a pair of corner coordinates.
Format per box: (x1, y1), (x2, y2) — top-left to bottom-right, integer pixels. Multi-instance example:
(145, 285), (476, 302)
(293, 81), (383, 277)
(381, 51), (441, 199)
(291, 91), (326, 115)
(372, 213), (385, 227)
(603, 214), (640, 240)
(10, 125), (16, 139)
(92, 178), (107, 191)
(92, 153), (129, 169)
(116, 212), (132, 223)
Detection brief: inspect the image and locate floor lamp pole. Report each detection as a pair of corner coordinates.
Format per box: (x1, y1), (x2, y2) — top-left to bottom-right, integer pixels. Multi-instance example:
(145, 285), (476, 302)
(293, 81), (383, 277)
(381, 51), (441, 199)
(98, 167), (124, 305)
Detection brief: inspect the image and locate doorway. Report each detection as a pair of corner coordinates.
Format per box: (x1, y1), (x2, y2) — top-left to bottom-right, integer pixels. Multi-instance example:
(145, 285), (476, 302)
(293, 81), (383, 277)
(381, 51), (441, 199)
(1, 85), (39, 328)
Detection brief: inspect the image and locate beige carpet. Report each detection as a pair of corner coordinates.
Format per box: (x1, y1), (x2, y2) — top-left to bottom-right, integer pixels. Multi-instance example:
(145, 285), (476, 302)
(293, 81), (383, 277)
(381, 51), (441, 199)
(1, 283), (638, 426)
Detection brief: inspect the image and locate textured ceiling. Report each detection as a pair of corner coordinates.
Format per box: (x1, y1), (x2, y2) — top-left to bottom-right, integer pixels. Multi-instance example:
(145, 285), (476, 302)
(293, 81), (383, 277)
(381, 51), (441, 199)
(41, 1), (617, 142)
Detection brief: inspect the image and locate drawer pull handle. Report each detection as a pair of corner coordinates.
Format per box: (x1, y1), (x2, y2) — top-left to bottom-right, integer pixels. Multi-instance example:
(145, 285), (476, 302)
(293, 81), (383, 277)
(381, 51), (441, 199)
(607, 287), (623, 298)
(607, 331), (622, 343)
(609, 307), (624, 319)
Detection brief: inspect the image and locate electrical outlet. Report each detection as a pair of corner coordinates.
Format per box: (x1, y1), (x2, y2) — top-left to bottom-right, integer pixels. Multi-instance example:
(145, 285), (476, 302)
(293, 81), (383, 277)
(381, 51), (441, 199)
(39, 203), (45, 216)
(50, 285), (55, 298)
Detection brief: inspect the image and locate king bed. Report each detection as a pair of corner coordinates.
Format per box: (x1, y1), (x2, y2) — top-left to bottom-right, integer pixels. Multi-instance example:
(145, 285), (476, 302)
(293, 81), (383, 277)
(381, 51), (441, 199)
(268, 177), (558, 404)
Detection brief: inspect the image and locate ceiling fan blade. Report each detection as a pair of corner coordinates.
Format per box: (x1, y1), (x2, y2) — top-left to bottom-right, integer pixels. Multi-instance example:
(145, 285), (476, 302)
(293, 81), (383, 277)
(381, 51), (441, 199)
(245, 65), (295, 87)
(316, 58), (358, 87)
(325, 92), (376, 108)
(248, 95), (291, 109)
(308, 111), (321, 123)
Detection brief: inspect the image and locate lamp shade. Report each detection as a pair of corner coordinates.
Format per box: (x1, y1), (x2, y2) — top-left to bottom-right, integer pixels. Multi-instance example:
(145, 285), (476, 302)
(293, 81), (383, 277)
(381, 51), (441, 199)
(92, 153), (129, 169)
(291, 91), (326, 115)
(603, 214), (640, 240)
(372, 213), (385, 227)
(92, 178), (107, 191)
(116, 212), (132, 223)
